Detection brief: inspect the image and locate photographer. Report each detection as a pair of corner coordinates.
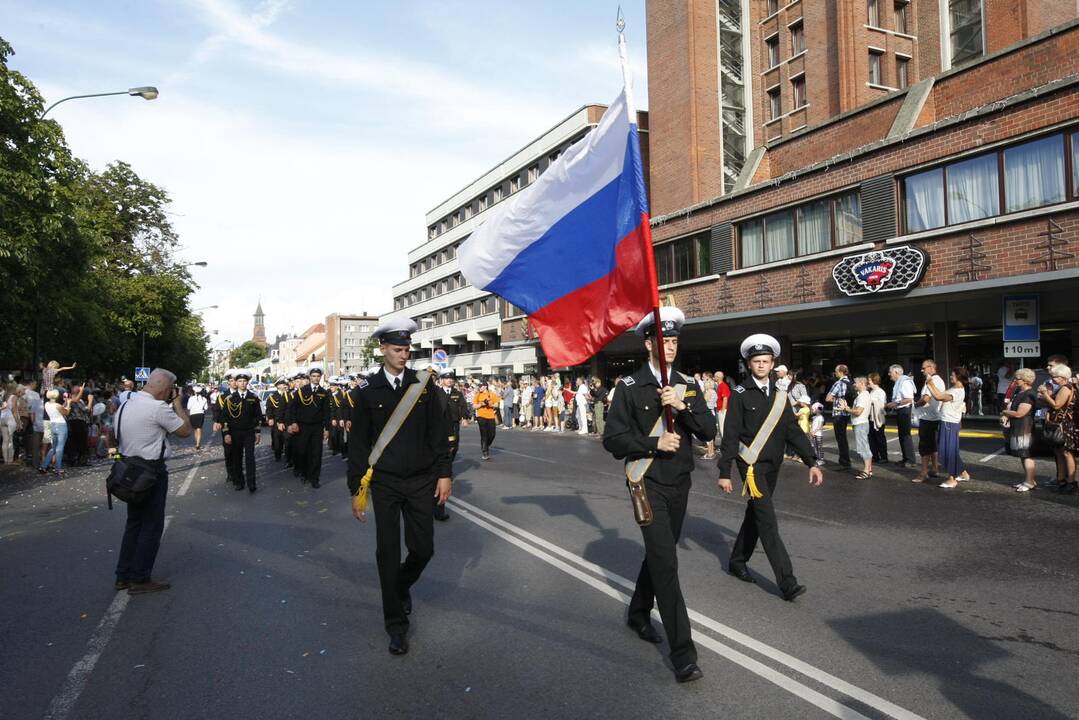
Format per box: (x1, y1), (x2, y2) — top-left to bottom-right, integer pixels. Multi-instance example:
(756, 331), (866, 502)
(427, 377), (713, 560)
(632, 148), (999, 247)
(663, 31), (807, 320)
(113, 368), (191, 595)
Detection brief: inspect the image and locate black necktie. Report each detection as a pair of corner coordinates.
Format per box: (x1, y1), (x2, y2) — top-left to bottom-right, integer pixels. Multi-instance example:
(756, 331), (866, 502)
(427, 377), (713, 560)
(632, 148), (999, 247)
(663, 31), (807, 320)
(394, 377), (401, 391)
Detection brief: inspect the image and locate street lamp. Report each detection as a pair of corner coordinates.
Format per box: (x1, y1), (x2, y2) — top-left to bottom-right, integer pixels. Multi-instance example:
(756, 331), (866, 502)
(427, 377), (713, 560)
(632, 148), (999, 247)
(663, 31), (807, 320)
(40, 86), (159, 119)
(184, 261), (208, 267)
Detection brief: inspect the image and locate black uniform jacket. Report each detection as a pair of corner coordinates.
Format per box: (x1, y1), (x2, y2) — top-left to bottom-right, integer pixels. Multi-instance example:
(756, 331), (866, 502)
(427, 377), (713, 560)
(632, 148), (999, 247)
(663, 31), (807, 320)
(441, 387), (469, 425)
(286, 384), (332, 430)
(222, 391), (264, 433)
(265, 391), (287, 424)
(602, 364), (716, 485)
(212, 393), (226, 426)
(717, 379), (815, 479)
(346, 368), (451, 494)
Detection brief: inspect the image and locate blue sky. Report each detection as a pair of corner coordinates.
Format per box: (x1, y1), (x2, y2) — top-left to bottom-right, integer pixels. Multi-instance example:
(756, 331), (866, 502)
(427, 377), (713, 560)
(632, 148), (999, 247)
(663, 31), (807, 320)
(2, 0), (648, 346)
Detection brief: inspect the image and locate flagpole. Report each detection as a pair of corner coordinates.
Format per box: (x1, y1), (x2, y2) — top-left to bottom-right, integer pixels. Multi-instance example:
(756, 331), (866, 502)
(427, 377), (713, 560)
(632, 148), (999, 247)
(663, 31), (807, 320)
(618, 9), (673, 433)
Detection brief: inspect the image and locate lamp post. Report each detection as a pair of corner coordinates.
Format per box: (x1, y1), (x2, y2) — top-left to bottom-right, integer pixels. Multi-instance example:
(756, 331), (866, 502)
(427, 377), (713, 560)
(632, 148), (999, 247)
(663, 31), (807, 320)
(40, 86), (159, 119)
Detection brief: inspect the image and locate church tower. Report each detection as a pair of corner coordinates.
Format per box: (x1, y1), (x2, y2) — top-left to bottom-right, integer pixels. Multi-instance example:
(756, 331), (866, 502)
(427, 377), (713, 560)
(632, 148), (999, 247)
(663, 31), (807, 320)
(252, 300), (267, 346)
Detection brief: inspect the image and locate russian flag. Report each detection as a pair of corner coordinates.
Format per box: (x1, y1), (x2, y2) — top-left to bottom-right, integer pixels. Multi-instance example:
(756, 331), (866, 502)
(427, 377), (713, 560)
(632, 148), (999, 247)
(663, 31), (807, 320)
(458, 36), (657, 368)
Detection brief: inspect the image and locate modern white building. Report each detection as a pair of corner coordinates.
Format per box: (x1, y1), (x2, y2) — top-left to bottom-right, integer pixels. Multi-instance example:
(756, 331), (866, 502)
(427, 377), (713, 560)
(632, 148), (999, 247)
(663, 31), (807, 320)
(383, 104), (611, 377)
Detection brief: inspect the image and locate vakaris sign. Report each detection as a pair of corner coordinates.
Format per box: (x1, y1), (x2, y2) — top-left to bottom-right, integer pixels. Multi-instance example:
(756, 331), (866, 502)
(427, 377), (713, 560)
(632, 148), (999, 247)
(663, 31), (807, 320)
(832, 246), (927, 297)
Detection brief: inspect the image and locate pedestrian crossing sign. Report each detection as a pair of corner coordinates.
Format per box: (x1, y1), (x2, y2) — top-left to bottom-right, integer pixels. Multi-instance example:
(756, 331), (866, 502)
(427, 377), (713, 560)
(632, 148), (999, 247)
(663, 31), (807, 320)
(134, 367), (151, 382)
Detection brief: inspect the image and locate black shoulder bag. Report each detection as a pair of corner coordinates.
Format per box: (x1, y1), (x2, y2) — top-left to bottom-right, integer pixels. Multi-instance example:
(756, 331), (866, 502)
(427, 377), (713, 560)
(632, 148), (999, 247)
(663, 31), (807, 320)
(105, 402), (166, 509)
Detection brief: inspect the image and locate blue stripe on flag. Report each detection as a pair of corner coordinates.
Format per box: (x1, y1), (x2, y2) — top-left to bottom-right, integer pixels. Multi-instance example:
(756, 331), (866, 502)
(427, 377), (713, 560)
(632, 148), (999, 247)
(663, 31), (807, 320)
(485, 130), (646, 314)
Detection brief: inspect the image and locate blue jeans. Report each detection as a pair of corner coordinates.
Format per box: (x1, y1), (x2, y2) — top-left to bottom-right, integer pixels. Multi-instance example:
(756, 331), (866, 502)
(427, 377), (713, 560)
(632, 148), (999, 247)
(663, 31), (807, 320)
(41, 422), (68, 471)
(116, 463), (169, 583)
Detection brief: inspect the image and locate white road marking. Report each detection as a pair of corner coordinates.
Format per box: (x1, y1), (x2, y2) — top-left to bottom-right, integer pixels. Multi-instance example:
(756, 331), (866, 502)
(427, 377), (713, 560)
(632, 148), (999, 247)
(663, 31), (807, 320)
(177, 461), (202, 497)
(447, 497), (925, 720)
(979, 448), (1005, 463)
(44, 515), (174, 720)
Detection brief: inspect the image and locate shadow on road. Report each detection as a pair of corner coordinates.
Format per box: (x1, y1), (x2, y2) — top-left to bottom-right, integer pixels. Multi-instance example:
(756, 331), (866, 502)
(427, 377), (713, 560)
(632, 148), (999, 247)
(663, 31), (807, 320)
(829, 607), (1073, 719)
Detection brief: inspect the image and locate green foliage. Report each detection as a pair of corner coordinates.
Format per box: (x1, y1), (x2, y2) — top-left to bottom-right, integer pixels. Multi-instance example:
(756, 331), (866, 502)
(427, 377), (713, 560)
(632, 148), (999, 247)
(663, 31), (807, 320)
(360, 335), (380, 368)
(0, 36), (209, 380)
(230, 340), (268, 369)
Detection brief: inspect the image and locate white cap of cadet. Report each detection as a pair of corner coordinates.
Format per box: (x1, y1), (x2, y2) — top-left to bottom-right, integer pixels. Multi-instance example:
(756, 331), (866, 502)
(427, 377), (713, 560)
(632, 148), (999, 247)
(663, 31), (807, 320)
(634, 307), (686, 337)
(740, 333), (781, 360)
(373, 318), (419, 346)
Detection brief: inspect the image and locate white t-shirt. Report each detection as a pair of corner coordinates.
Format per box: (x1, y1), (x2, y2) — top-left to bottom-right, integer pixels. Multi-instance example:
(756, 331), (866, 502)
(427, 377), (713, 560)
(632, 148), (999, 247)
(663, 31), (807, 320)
(116, 391), (184, 460)
(187, 394), (209, 415)
(851, 390), (871, 426)
(574, 385), (591, 406)
(45, 401), (67, 425)
(918, 375), (947, 422)
(810, 414), (824, 437)
(941, 386), (966, 424)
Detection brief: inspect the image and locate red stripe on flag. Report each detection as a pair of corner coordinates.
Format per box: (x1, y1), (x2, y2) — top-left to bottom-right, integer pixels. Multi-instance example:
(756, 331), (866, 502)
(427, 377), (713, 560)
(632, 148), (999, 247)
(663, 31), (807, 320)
(529, 217), (655, 367)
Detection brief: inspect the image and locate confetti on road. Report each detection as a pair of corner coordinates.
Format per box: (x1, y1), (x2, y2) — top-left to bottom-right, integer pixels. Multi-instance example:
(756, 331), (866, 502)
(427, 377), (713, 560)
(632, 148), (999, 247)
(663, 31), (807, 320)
(79, 613), (87, 619)
(134, 664), (146, 669)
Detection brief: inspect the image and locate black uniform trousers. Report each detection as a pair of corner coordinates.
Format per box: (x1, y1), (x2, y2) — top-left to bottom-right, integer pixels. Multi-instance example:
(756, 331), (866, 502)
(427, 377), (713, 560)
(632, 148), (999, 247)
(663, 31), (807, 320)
(371, 472), (436, 635)
(271, 424), (286, 461)
(628, 477), (697, 669)
(729, 465), (797, 593)
(221, 429), (236, 481)
(477, 418), (496, 455)
(295, 423), (324, 482)
(229, 428), (257, 488)
(895, 408), (916, 464)
(832, 415), (851, 466)
(447, 422), (461, 463)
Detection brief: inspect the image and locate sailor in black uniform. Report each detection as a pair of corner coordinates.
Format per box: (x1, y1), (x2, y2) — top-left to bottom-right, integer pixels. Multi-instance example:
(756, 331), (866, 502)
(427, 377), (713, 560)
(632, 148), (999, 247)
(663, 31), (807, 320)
(434, 368), (469, 521)
(223, 370), (264, 492)
(265, 378), (289, 462)
(717, 333), (824, 601)
(602, 307), (714, 684)
(286, 367), (331, 487)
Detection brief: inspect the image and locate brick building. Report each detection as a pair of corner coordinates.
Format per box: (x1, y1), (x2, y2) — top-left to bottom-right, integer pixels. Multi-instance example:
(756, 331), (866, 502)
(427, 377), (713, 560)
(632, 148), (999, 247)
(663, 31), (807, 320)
(567, 1), (1079, 382)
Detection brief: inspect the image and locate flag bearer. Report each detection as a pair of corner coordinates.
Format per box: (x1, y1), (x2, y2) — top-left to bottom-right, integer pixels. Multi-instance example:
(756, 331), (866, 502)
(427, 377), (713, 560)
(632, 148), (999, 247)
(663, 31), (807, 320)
(602, 307), (714, 684)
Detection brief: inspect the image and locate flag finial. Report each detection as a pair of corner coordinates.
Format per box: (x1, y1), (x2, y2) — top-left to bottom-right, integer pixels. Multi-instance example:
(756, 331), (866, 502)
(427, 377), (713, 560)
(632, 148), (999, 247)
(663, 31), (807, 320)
(616, 6), (625, 34)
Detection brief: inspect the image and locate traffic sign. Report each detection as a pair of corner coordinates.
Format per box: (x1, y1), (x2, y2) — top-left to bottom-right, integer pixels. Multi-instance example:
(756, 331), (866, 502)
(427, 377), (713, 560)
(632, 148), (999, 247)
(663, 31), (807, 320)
(1004, 341), (1041, 358)
(134, 366), (151, 382)
(1002, 295), (1039, 341)
(432, 348), (449, 370)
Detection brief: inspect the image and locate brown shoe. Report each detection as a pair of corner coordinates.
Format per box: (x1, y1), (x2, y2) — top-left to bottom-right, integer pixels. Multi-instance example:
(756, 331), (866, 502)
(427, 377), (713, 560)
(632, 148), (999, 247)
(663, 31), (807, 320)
(128, 580), (171, 595)
(114, 580), (131, 591)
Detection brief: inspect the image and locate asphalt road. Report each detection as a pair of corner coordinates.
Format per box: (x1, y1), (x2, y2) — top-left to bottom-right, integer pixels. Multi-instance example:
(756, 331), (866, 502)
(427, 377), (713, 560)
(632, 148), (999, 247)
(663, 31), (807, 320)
(1, 422), (1077, 720)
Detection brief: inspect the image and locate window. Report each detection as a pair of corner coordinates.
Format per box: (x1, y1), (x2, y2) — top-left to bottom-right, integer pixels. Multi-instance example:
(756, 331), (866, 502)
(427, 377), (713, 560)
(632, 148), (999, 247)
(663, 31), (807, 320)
(768, 87), (782, 120)
(766, 0), (778, 14)
(868, 51), (883, 85)
(791, 76), (806, 109)
(949, 0), (983, 66)
(766, 35), (780, 68)
(868, 0), (880, 26)
(549, 151), (560, 164)
(904, 168), (945, 231)
(738, 190), (863, 268)
(510, 176), (521, 193)
(1004, 134), (1065, 212)
(527, 165), (539, 184)
(453, 307), (461, 322)
(464, 205), (472, 220)
(655, 232), (711, 285)
(1072, 130), (1079, 195)
(895, 1), (909, 33)
(493, 186), (503, 202)
(452, 214), (460, 227)
(897, 57), (910, 89)
(947, 153), (999, 222)
(479, 195), (488, 211)
(790, 22), (805, 55)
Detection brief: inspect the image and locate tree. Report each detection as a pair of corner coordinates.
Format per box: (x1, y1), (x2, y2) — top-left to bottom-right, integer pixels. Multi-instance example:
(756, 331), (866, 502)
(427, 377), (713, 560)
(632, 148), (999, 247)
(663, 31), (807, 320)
(230, 341), (268, 369)
(0, 35), (210, 381)
(360, 335), (380, 368)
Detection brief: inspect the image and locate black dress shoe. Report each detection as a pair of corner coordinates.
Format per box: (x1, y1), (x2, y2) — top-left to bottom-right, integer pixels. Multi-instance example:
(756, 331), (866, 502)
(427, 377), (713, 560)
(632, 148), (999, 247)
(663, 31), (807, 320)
(310, 479), (320, 488)
(434, 509), (449, 522)
(782, 584), (807, 602)
(388, 633), (408, 655)
(727, 565), (756, 583)
(233, 483), (245, 491)
(401, 591), (412, 616)
(675, 663), (703, 683)
(626, 618), (662, 644)
(249, 485), (257, 493)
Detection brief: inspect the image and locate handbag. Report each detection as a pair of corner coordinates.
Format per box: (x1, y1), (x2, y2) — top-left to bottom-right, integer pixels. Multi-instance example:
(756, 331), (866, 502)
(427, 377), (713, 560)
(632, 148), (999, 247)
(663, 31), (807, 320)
(1044, 421), (1065, 446)
(105, 402), (165, 509)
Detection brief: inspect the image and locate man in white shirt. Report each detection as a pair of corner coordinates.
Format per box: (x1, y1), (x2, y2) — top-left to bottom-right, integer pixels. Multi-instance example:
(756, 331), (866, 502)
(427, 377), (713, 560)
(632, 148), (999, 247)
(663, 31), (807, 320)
(114, 368), (191, 595)
(886, 364), (917, 467)
(574, 378), (591, 434)
(913, 359), (945, 482)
